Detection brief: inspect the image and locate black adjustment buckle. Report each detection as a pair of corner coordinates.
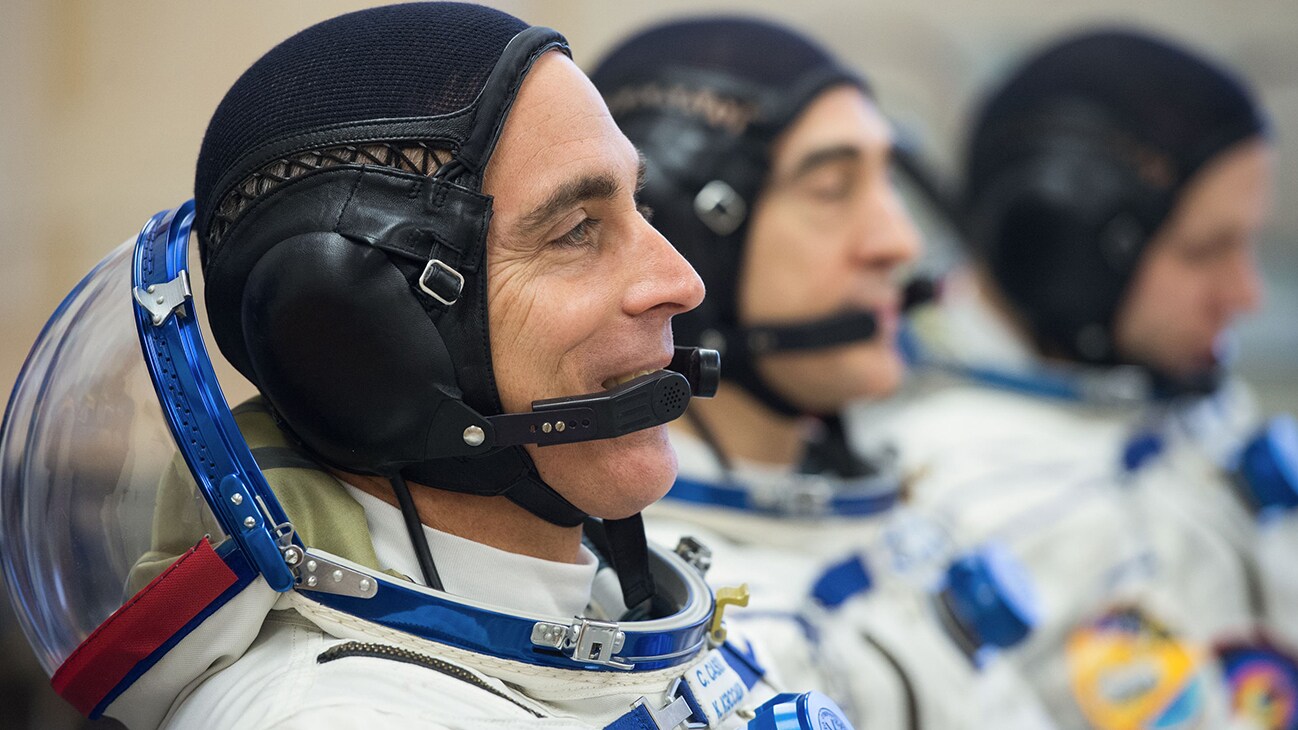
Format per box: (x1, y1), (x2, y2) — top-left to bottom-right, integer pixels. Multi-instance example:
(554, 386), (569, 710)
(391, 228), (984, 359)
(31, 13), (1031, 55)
(418, 259), (465, 306)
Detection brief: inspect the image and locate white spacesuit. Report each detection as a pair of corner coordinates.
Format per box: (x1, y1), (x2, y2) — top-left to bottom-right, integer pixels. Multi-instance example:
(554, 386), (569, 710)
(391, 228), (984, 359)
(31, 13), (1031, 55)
(155, 406), (783, 730)
(646, 431), (1059, 730)
(850, 275), (1277, 729)
(1, 205), (841, 730)
(876, 26), (1292, 730)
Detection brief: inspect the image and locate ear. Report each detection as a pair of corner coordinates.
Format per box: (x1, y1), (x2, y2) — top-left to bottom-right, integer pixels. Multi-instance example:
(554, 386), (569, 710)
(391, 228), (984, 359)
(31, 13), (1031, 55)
(241, 231), (460, 472)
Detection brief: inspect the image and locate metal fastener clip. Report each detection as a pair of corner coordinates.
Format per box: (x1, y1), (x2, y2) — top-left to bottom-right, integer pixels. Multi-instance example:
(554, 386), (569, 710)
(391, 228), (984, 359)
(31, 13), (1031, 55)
(133, 271), (192, 326)
(531, 617), (631, 669)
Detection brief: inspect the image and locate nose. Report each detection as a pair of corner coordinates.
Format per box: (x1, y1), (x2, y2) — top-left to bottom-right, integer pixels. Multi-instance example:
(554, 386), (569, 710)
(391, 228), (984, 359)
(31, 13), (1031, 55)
(1220, 242), (1264, 318)
(623, 216), (706, 318)
(850, 179), (923, 273)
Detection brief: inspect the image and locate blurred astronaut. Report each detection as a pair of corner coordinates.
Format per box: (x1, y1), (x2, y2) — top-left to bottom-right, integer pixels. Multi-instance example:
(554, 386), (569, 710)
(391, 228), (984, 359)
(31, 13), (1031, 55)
(854, 28), (1290, 730)
(591, 18), (1058, 729)
(0, 4), (866, 729)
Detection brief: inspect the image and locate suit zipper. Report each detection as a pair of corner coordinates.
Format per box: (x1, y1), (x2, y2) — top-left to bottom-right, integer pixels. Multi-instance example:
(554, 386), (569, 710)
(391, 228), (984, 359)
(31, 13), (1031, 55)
(317, 641), (543, 718)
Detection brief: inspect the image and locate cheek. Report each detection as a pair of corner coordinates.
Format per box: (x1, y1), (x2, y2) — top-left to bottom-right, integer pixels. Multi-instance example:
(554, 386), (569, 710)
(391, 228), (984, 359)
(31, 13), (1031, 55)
(488, 261), (623, 411)
(742, 213), (850, 322)
(1129, 262), (1210, 332)
(489, 265), (594, 414)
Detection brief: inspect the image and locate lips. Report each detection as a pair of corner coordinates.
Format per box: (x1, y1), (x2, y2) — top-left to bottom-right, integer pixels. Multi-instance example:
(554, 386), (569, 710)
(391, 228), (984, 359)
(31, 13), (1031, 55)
(596, 351), (673, 392)
(600, 368), (659, 390)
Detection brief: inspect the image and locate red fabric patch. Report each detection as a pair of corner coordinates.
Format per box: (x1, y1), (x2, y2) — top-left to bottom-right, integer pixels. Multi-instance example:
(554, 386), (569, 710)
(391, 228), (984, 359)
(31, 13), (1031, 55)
(51, 539), (238, 716)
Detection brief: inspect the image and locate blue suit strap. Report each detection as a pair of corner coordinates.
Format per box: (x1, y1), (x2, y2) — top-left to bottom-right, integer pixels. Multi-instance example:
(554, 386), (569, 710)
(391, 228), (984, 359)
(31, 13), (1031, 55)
(603, 641), (766, 730)
(938, 362), (1084, 401)
(666, 476), (899, 518)
(668, 476), (750, 510)
(1121, 430), (1166, 473)
(719, 639), (766, 690)
(604, 702), (665, 730)
(811, 553), (873, 610)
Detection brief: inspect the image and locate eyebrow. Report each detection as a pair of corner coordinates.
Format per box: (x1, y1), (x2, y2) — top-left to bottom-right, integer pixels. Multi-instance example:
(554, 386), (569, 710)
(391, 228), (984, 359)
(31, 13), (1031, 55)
(784, 144), (865, 182)
(515, 155), (648, 238)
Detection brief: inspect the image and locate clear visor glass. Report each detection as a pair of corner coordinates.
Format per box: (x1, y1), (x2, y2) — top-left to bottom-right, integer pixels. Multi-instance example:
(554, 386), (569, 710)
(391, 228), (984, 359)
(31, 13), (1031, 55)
(0, 233), (255, 675)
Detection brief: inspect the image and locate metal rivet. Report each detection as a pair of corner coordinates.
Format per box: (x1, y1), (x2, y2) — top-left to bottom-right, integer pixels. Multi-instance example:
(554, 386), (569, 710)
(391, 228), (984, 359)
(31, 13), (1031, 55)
(155, 296), (166, 305)
(306, 560), (318, 572)
(283, 547), (302, 566)
(230, 493), (244, 505)
(542, 422), (553, 433)
(332, 570), (343, 583)
(462, 425), (485, 447)
(146, 285), (156, 293)
(359, 578), (372, 592)
(243, 516), (256, 528)
(306, 575), (318, 587)
(555, 421), (566, 432)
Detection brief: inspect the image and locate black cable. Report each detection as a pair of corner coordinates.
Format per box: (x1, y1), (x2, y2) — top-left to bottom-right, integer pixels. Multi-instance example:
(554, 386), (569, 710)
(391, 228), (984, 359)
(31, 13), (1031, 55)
(863, 634), (921, 730)
(388, 473), (443, 591)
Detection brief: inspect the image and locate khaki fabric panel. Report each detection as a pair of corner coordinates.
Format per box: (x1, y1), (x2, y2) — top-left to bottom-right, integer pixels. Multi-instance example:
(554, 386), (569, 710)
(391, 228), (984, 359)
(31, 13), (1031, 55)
(125, 397), (405, 596)
(125, 457), (226, 596)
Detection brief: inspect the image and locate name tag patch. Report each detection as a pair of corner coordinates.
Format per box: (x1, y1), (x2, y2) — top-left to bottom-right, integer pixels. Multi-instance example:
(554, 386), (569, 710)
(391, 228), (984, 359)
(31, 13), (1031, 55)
(680, 649), (750, 727)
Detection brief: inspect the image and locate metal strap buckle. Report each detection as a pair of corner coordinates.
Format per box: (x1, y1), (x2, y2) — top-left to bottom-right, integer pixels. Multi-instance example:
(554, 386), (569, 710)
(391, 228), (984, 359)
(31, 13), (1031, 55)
(674, 537), (713, 577)
(418, 259), (465, 306)
(531, 617), (630, 669)
(294, 551), (378, 599)
(630, 690), (701, 730)
(780, 477), (834, 518)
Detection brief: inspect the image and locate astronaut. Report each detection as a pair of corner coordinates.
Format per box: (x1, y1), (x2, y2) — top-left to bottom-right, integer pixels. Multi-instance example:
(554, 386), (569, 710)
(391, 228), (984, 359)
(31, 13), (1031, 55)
(853, 29), (1290, 729)
(590, 18), (1057, 730)
(0, 4), (855, 729)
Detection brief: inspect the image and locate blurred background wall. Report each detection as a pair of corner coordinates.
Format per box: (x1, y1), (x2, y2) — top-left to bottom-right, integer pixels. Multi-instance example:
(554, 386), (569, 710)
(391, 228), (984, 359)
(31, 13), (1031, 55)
(0, 1), (1293, 727)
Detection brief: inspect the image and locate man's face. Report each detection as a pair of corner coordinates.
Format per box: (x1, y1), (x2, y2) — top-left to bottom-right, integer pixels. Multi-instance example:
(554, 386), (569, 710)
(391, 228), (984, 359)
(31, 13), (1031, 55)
(483, 52), (705, 520)
(740, 86), (922, 413)
(1114, 139), (1272, 379)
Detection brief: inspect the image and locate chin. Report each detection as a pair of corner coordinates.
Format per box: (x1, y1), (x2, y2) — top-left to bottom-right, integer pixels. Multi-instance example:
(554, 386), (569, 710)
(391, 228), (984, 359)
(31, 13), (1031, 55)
(761, 340), (908, 413)
(851, 342), (907, 399)
(816, 342), (908, 407)
(530, 425), (678, 520)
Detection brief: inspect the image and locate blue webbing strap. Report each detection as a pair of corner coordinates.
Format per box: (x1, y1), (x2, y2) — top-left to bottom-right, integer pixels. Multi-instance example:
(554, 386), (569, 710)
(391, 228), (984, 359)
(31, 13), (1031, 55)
(604, 641), (765, 729)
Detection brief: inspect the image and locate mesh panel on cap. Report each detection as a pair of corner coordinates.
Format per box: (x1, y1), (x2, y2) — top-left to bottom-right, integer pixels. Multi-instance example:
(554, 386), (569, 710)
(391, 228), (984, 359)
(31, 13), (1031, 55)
(590, 16), (843, 97)
(194, 2), (528, 252)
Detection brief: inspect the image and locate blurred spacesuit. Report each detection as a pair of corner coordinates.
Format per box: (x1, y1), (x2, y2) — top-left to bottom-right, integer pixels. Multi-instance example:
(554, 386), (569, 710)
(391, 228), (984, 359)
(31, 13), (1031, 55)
(591, 17), (1057, 730)
(854, 29), (1290, 730)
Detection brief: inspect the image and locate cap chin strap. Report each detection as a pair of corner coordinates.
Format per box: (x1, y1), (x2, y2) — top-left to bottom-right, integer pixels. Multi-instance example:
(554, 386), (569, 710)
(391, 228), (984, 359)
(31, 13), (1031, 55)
(704, 277), (940, 418)
(1146, 362), (1224, 401)
(704, 310), (879, 418)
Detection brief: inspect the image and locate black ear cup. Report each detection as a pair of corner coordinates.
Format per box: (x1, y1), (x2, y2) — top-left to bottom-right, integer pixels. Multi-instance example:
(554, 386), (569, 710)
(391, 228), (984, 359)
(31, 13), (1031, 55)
(241, 231), (461, 474)
(966, 130), (1166, 364)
